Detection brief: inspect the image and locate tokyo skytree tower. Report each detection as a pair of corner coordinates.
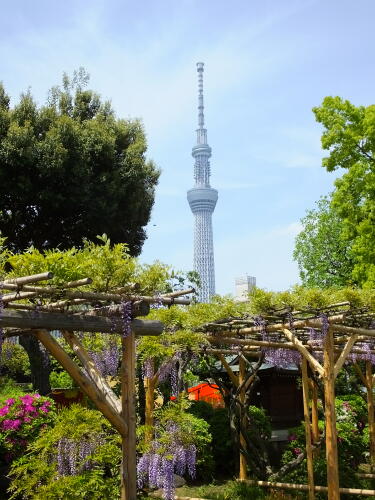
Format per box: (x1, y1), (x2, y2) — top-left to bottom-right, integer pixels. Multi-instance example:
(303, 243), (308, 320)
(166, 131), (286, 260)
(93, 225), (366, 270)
(187, 62), (218, 303)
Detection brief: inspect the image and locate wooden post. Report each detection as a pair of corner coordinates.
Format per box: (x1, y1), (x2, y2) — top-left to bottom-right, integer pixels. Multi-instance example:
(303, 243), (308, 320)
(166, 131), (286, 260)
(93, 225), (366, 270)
(323, 327), (340, 500)
(121, 331), (137, 500)
(239, 356), (247, 480)
(301, 358), (315, 500)
(366, 361), (375, 472)
(144, 361), (157, 442)
(311, 379), (320, 446)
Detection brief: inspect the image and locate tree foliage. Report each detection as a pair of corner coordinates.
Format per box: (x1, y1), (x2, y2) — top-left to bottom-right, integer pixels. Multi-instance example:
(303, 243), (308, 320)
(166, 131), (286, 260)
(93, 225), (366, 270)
(0, 69), (159, 255)
(293, 197), (354, 287)
(311, 96), (375, 287)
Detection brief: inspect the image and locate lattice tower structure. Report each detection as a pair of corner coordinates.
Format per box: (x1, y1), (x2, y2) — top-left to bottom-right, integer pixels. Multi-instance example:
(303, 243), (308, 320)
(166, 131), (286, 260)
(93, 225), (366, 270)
(187, 62), (218, 303)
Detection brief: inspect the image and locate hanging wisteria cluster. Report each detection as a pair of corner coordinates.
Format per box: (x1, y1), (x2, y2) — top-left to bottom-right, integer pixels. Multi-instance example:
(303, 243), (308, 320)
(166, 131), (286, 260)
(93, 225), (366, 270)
(121, 300), (132, 338)
(309, 327), (324, 362)
(137, 422), (196, 500)
(151, 291), (164, 310)
(157, 352), (181, 397)
(89, 341), (120, 377)
(253, 315), (302, 368)
(143, 358), (155, 379)
(56, 435), (105, 476)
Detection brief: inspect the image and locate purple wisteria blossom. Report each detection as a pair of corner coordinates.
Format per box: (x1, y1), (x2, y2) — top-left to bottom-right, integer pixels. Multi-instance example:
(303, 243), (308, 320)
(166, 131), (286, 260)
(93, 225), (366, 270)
(254, 315), (301, 368)
(89, 341), (120, 377)
(137, 421), (196, 500)
(56, 436), (105, 476)
(121, 301), (132, 338)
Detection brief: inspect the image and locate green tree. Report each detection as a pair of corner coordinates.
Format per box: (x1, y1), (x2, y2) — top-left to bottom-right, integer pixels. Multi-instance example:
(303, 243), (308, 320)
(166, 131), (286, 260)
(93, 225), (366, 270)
(0, 68), (159, 255)
(293, 197), (354, 287)
(313, 96), (375, 287)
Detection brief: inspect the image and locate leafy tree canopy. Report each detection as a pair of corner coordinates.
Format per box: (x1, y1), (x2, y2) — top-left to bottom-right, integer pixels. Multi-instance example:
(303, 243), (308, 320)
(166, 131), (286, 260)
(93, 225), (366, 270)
(293, 197), (354, 288)
(312, 96), (375, 287)
(0, 68), (160, 255)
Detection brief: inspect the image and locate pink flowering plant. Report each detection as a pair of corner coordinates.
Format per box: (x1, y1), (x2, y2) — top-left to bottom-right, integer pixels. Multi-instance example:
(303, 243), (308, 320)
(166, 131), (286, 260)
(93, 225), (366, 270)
(0, 393), (56, 464)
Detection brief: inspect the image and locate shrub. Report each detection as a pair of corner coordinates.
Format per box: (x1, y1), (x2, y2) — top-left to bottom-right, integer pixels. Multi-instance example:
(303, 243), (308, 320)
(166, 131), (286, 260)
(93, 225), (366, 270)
(8, 405), (121, 499)
(49, 370), (75, 389)
(0, 392), (55, 465)
(0, 342), (30, 381)
(188, 401), (234, 476)
(0, 377), (27, 407)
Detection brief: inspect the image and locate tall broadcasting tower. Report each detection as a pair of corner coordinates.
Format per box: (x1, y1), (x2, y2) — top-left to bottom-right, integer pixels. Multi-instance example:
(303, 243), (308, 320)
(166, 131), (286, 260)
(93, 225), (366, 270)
(187, 62), (218, 303)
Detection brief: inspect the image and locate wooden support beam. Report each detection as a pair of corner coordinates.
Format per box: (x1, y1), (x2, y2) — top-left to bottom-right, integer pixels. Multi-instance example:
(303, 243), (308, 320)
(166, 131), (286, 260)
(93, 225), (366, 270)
(238, 356), (247, 481)
(217, 353), (239, 386)
(323, 327), (340, 500)
(34, 330), (127, 436)
(301, 358), (315, 500)
(61, 330), (121, 414)
(333, 334), (359, 379)
(282, 329), (324, 376)
(0, 308), (163, 336)
(310, 379), (320, 446)
(121, 331), (137, 500)
(366, 361), (375, 472)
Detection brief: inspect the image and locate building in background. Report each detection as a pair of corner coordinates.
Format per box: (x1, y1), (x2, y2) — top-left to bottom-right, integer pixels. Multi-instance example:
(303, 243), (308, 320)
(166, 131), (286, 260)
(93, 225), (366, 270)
(187, 62), (218, 303)
(235, 275), (256, 301)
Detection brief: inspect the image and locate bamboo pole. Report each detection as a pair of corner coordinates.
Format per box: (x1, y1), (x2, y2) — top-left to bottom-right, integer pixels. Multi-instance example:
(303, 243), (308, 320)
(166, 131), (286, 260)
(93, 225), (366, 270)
(1, 286), (191, 305)
(61, 330), (121, 414)
(161, 287), (195, 298)
(366, 361), (375, 472)
(0, 272), (53, 286)
(238, 355), (247, 481)
(239, 479), (375, 495)
(121, 331), (137, 500)
(34, 330), (127, 436)
(282, 329), (324, 376)
(323, 327), (340, 500)
(301, 358), (315, 500)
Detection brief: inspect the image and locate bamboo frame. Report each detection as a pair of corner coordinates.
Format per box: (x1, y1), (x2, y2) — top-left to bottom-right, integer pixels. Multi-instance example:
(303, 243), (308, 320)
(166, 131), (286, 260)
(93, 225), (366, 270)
(0, 271), (195, 500)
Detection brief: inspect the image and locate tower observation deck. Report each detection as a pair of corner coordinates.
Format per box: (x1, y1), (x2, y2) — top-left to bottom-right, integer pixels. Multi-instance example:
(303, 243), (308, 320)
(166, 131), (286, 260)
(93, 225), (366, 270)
(187, 62), (218, 303)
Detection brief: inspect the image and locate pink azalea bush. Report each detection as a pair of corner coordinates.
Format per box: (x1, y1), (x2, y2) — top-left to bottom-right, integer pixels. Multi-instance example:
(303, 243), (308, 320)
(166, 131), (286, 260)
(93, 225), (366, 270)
(0, 393), (56, 463)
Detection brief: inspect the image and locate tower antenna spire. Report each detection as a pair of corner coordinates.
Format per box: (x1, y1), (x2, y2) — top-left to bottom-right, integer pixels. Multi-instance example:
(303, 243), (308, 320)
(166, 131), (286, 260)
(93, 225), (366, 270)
(197, 62), (205, 129)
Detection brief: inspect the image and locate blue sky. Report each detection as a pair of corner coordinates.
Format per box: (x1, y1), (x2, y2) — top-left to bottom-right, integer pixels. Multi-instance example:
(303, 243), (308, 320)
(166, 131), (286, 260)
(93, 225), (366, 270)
(1, 0), (375, 295)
